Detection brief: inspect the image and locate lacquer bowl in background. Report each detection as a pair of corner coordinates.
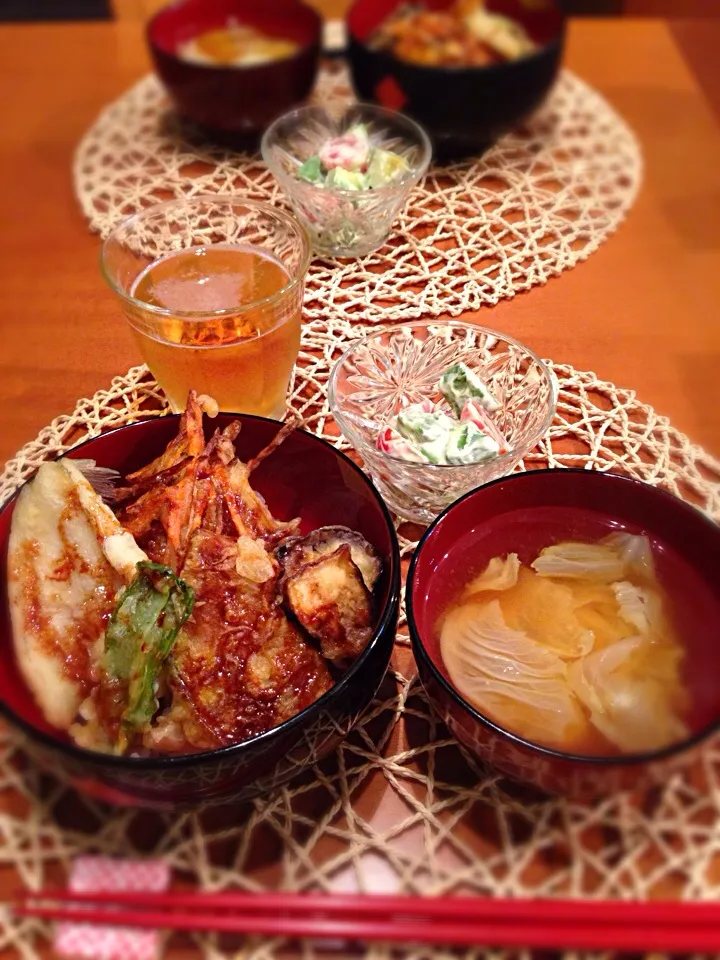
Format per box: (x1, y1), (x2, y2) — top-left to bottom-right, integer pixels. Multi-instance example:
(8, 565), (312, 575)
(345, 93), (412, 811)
(0, 415), (400, 808)
(148, 0), (322, 146)
(407, 469), (720, 799)
(346, 0), (565, 160)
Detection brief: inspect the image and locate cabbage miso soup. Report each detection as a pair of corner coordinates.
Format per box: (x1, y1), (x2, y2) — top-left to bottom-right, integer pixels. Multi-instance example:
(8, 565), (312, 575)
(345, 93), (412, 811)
(438, 518), (699, 756)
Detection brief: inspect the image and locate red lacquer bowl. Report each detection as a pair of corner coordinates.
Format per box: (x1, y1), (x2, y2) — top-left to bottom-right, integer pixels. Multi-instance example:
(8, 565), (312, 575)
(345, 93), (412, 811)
(0, 415), (400, 808)
(147, 0), (322, 145)
(407, 469), (720, 799)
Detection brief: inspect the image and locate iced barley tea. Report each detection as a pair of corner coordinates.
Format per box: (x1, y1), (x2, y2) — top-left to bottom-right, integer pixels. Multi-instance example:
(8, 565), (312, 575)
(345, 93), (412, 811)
(128, 243), (301, 417)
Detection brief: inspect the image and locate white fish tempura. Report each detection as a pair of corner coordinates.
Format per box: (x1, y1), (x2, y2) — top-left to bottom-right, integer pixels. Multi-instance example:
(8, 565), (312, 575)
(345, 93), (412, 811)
(7, 461), (146, 729)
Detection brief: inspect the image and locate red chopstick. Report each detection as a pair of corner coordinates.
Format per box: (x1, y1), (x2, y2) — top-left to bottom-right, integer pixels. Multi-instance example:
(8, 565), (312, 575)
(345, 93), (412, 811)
(15, 890), (720, 952)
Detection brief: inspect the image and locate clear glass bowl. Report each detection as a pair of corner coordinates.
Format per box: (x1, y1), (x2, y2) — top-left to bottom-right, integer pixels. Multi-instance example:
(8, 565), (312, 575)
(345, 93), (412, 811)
(328, 322), (557, 524)
(261, 103), (431, 258)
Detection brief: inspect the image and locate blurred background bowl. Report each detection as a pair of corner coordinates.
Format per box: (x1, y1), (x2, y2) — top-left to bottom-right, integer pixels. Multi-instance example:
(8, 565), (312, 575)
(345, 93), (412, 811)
(262, 103), (431, 257)
(328, 321), (556, 524)
(407, 469), (720, 799)
(147, 0), (322, 146)
(346, 0), (565, 160)
(0, 415), (400, 808)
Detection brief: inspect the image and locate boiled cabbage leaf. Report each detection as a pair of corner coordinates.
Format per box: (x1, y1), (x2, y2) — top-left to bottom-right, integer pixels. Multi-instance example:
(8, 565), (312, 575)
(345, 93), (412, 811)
(462, 553), (520, 599)
(462, 681), (590, 749)
(442, 599), (567, 680)
(612, 580), (663, 636)
(568, 636), (688, 753)
(440, 600), (589, 748)
(602, 532), (655, 582)
(571, 582), (635, 649)
(531, 541), (625, 583)
(500, 566), (594, 659)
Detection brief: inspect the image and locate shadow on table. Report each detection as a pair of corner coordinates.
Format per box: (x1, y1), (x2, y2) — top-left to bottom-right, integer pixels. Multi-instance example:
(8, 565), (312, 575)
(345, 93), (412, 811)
(158, 108), (264, 157)
(606, 84), (720, 250)
(6, 671), (400, 885)
(0, 0), (110, 20)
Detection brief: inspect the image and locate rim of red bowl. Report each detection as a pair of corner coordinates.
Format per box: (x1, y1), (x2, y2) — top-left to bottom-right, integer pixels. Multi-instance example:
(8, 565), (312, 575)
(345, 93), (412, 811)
(407, 467), (720, 767)
(0, 413), (401, 770)
(146, 0), (322, 70)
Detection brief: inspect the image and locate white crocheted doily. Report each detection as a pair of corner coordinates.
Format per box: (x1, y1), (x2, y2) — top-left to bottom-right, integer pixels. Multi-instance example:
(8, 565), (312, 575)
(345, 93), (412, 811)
(73, 63), (642, 322)
(2, 325), (720, 959)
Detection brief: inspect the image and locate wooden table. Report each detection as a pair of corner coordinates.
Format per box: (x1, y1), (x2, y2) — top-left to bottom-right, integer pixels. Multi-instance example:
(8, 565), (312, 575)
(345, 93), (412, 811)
(0, 18), (719, 959)
(1, 18), (720, 465)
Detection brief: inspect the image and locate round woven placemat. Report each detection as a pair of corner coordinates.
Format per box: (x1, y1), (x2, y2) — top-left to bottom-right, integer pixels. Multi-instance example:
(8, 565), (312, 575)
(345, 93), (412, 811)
(73, 63), (642, 323)
(2, 330), (720, 959)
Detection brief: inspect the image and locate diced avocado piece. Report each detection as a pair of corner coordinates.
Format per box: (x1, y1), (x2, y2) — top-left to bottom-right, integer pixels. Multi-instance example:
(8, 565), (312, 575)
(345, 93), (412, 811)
(297, 155), (323, 184)
(419, 433), (450, 464)
(439, 362), (500, 416)
(445, 422), (500, 465)
(366, 148), (410, 188)
(396, 406), (455, 445)
(347, 123), (370, 149)
(325, 167), (367, 190)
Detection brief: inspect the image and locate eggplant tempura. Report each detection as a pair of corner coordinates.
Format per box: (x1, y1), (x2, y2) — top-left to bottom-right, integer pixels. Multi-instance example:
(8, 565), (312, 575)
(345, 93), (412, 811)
(7, 392), (382, 756)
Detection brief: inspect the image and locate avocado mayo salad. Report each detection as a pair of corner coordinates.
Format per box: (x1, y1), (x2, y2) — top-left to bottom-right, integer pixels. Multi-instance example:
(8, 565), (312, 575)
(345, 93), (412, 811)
(297, 124), (410, 190)
(376, 363), (509, 465)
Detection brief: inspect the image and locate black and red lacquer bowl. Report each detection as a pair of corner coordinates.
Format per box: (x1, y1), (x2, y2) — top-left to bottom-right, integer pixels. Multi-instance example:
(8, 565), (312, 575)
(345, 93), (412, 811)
(407, 469), (720, 799)
(347, 0), (565, 160)
(0, 415), (400, 808)
(148, 0), (322, 145)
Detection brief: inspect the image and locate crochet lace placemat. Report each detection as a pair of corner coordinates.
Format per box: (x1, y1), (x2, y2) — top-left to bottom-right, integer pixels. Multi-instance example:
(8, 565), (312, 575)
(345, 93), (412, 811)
(73, 63), (642, 323)
(2, 332), (720, 959)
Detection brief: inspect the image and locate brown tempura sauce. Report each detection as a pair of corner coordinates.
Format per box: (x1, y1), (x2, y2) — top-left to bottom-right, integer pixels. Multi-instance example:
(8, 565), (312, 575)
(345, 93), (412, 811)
(12, 488), (122, 697)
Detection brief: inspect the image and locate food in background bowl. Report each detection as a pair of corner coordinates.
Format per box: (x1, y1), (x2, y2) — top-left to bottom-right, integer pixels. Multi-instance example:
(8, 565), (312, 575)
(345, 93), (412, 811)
(297, 123), (410, 190)
(347, 0), (565, 160)
(370, 0), (536, 67)
(7, 393), (383, 758)
(408, 469), (720, 798)
(178, 22), (301, 66)
(147, 0), (321, 143)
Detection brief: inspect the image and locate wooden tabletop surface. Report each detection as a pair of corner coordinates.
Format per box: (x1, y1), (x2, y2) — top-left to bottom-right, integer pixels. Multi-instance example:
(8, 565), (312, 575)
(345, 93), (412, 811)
(1, 18), (720, 466)
(0, 16), (719, 957)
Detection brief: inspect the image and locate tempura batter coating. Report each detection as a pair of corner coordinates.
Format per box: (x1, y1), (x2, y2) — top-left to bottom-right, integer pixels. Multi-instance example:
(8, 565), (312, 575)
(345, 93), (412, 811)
(170, 529), (332, 748)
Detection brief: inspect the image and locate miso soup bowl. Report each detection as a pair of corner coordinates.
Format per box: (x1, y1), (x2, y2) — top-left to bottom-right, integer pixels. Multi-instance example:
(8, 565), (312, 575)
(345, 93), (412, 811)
(0, 415), (400, 809)
(407, 469), (720, 800)
(148, 0), (322, 145)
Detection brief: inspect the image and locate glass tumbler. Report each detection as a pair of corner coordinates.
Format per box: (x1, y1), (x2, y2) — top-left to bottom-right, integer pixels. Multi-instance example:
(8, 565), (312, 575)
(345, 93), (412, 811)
(101, 196), (311, 417)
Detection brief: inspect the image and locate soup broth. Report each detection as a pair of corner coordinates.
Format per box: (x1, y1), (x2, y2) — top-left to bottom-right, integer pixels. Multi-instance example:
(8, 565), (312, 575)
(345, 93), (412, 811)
(178, 23), (300, 67)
